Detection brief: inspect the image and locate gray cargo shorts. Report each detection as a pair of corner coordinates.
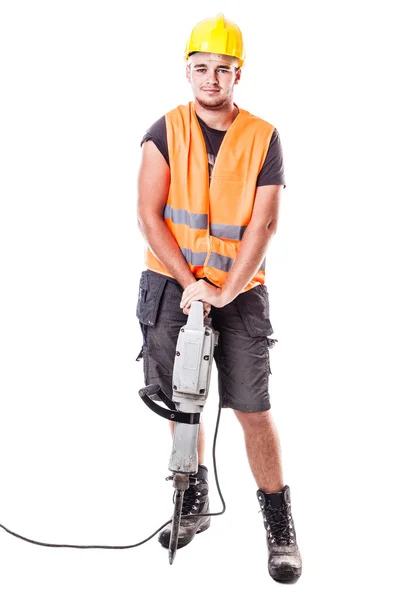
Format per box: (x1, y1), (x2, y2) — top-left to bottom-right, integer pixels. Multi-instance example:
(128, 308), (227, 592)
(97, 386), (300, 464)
(136, 269), (278, 413)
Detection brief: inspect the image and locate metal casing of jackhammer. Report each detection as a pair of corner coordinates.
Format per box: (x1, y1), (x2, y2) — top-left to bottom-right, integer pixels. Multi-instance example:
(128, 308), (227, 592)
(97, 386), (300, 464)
(172, 302), (216, 405)
(168, 301), (217, 474)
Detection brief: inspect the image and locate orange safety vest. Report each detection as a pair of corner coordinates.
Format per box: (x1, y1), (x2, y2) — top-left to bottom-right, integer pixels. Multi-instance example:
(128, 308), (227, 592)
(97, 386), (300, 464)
(145, 102), (275, 292)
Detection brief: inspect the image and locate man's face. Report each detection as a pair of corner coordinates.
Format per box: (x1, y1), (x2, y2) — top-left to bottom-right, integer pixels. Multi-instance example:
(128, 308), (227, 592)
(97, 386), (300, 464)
(186, 52), (241, 111)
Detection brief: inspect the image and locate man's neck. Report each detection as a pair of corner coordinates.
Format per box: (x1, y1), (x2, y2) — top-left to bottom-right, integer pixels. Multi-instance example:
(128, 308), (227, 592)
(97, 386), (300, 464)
(193, 101), (239, 131)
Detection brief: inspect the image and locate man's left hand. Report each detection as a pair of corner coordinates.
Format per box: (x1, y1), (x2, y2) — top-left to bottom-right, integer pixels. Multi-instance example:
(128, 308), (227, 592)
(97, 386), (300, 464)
(180, 280), (229, 312)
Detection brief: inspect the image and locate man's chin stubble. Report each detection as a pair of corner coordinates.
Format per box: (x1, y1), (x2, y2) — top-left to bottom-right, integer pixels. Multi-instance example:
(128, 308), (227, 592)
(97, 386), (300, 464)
(196, 96), (232, 111)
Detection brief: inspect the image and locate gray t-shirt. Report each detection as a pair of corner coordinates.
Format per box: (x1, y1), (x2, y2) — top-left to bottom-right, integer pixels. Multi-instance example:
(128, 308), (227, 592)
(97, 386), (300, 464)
(141, 114), (286, 188)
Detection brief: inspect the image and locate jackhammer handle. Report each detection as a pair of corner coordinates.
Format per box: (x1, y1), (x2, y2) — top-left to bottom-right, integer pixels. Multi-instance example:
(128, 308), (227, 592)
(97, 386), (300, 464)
(139, 384), (175, 410)
(142, 384), (161, 397)
(138, 386), (201, 424)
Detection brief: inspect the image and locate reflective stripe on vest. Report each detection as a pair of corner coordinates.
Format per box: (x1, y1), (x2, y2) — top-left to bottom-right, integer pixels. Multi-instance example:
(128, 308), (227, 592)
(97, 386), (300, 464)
(164, 206), (247, 241)
(164, 205), (208, 230)
(180, 248), (208, 266)
(209, 224), (247, 241)
(207, 252), (235, 273)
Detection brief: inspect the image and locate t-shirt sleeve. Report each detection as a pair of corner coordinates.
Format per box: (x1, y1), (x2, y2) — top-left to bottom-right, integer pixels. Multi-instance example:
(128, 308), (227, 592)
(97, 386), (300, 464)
(256, 128), (286, 188)
(140, 116), (169, 166)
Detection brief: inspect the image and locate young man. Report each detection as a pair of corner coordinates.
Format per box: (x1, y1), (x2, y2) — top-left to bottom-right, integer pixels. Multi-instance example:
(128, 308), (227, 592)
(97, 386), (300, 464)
(136, 14), (302, 583)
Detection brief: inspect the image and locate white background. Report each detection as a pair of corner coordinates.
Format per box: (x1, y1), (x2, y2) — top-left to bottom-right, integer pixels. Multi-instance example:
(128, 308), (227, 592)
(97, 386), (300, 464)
(0, 0), (399, 598)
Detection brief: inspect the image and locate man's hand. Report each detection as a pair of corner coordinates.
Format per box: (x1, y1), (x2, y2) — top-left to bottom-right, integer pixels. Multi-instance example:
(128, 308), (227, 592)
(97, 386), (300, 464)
(182, 300), (212, 317)
(180, 280), (229, 314)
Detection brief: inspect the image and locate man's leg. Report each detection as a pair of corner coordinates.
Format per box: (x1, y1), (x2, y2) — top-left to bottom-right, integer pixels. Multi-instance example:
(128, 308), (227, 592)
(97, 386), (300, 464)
(233, 409), (283, 493)
(234, 407), (301, 583)
(209, 285), (301, 584)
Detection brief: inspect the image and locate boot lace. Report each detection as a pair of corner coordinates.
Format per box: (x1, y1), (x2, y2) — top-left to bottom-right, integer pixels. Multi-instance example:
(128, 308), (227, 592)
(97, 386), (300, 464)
(181, 478), (207, 516)
(264, 504), (294, 545)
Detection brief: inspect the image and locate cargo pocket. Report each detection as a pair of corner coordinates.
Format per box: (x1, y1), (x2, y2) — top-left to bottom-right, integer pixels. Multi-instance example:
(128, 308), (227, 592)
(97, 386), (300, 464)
(237, 285), (277, 375)
(266, 337), (278, 375)
(236, 284), (274, 337)
(136, 270), (168, 350)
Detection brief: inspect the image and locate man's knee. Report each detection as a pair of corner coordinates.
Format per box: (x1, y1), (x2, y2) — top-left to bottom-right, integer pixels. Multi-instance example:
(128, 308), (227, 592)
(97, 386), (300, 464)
(233, 408), (272, 430)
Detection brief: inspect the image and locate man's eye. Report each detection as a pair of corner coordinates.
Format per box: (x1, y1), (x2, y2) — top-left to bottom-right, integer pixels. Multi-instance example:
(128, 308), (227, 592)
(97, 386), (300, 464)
(196, 69), (206, 73)
(218, 69), (229, 73)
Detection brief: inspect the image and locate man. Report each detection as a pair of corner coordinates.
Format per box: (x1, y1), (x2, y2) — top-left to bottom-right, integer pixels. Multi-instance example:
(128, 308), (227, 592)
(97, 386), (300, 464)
(136, 14), (302, 583)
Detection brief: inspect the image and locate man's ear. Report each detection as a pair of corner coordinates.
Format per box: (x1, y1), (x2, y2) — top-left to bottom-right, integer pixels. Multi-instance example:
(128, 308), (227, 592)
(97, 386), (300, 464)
(186, 63), (191, 82)
(234, 68), (242, 85)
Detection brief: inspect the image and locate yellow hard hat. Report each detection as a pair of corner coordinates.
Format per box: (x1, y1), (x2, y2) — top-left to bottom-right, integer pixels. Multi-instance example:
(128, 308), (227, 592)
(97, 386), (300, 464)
(184, 13), (245, 67)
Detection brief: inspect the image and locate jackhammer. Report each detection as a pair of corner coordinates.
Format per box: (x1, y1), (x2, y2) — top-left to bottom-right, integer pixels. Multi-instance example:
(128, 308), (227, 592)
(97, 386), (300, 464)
(138, 301), (217, 564)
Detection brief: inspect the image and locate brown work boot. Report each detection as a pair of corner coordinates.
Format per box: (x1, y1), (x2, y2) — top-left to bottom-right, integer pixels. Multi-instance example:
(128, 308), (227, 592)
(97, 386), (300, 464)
(257, 485), (302, 583)
(159, 465), (211, 549)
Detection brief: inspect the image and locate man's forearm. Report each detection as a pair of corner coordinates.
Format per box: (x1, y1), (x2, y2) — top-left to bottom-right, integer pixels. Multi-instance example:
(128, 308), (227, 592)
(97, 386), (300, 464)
(138, 215), (196, 289)
(221, 222), (276, 302)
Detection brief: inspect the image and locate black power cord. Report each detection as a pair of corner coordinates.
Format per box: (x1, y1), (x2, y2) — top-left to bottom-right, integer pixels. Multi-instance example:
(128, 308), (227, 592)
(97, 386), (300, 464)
(0, 402), (225, 550)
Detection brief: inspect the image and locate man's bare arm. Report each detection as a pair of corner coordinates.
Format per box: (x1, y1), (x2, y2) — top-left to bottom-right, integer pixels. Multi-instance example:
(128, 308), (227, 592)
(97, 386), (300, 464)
(180, 184), (281, 310)
(221, 184), (281, 302)
(137, 141), (196, 289)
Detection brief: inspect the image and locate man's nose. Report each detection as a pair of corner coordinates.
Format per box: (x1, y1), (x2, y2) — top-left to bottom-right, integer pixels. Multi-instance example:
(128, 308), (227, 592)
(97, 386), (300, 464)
(205, 70), (218, 85)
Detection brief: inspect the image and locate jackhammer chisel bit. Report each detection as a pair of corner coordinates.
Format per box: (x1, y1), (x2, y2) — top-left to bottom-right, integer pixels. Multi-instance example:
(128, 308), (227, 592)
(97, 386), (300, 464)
(168, 473), (189, 565)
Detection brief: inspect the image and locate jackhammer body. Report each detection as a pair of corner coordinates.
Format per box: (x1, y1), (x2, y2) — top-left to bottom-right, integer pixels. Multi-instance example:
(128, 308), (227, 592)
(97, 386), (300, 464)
(138, 301), (217, 564)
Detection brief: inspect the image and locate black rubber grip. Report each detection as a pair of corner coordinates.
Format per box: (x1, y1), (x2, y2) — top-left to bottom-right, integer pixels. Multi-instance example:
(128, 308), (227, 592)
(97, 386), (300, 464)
(138, 386), (201, 424)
